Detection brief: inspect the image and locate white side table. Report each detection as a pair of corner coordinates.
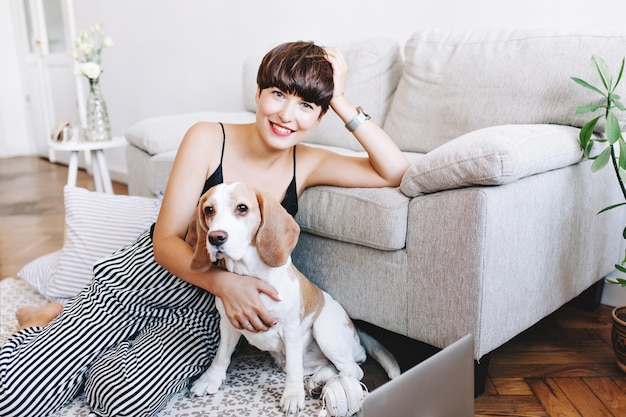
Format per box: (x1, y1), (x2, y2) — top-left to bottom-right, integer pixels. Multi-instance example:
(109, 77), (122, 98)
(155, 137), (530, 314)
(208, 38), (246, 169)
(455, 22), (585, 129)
(48, 136), (127, 194)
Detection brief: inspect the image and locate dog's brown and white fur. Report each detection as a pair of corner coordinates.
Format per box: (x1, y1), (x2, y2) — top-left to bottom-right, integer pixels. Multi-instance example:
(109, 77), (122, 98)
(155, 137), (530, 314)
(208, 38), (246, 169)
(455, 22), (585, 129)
(185, 182), (399, 416)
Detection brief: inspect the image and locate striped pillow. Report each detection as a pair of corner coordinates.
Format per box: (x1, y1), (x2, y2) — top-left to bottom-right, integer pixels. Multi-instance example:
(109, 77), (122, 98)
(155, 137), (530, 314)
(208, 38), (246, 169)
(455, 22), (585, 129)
(19, 186), (161, 303)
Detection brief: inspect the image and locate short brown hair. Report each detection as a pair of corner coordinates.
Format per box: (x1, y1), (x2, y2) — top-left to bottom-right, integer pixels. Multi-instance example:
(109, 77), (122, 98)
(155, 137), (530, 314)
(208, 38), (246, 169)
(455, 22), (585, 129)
(257, 41), (334, 115)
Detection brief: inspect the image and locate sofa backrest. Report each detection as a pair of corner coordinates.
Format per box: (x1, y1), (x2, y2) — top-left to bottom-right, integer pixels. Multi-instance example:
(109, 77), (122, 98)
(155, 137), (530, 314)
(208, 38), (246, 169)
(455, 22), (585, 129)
(243, 37), (402, 152)
(384, 29), (626, 154)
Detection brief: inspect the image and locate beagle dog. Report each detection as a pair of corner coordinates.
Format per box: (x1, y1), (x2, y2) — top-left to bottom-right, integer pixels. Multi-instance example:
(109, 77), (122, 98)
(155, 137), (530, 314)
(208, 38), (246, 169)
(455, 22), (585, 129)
(185, 182), (400, 416)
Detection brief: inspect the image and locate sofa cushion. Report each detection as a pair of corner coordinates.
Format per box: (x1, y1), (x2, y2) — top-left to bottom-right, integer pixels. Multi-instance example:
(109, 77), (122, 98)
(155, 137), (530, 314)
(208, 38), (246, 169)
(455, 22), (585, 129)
(400, 124), (583, 196)
(296, 186), (409, 251)
(125, 111), (255, 156)
(243, 37), (403, 152)
(385, 29), (626, 153)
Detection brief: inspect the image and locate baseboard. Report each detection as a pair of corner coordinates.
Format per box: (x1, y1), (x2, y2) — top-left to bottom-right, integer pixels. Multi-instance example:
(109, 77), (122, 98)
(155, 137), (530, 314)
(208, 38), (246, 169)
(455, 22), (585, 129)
(109, 168), (128, 185)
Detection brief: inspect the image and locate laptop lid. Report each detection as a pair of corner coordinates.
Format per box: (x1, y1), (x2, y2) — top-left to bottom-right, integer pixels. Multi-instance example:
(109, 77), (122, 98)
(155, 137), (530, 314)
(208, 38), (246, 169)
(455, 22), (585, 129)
(361, 334), (474, 417)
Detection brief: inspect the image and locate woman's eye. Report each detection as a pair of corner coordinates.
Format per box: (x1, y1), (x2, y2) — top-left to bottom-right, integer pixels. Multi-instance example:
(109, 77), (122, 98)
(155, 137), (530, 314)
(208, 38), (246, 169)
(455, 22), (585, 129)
(301, 102), (314, 110)
(236, 204), (248, 215)
(273, 90), (284, 98)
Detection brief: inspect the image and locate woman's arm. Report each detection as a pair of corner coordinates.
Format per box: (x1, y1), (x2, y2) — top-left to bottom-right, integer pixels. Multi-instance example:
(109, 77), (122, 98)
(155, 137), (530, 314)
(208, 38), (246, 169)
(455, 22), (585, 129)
(152, 122), (280, 332)
(307, 47), (410, 188)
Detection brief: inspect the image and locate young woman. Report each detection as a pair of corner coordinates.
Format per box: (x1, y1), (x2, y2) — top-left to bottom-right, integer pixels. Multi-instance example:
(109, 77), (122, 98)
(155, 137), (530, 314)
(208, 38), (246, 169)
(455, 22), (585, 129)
(0, 41), (409, 417)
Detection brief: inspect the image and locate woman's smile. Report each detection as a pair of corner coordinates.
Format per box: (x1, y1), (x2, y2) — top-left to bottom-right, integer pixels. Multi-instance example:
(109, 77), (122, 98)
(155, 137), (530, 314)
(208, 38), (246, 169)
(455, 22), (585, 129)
(270, 122), (294, 137)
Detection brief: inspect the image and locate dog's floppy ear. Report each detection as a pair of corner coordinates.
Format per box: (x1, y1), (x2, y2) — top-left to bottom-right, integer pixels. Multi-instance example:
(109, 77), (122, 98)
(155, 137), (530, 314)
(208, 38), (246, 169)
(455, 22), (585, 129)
(186, 193), (213, 272)
(255, 189), (300, 267)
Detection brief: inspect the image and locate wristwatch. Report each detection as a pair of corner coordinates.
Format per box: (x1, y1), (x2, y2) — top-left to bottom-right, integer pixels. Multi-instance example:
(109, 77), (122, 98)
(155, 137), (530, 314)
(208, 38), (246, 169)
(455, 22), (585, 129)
(345, 106), (371, 132)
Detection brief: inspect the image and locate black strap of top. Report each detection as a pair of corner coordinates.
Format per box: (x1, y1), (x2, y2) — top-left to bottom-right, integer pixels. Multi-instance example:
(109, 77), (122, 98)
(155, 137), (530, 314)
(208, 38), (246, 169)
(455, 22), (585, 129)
(199, 122), (298, 217)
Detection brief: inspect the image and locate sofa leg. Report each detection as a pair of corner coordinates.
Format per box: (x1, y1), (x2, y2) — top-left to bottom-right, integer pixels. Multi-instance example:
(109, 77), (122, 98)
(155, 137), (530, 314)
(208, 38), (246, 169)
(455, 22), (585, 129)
(474, 354), (491, 397)
(568, 278), (605, 311)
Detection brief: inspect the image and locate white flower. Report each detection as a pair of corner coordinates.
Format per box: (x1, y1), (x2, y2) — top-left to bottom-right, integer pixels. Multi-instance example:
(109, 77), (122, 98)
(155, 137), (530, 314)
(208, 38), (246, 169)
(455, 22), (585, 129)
(80, 62), (102, 80)
(69, 24), (113, 81)
(102, 36), (114, 48)
(78, 39), (95, 56)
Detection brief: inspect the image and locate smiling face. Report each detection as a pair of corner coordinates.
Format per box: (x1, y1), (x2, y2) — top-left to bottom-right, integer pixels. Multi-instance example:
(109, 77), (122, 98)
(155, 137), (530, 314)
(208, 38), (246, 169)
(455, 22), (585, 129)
(256, 41), (334, 113)
(254, 87), (322, 148)
(253, 41), (333, 148)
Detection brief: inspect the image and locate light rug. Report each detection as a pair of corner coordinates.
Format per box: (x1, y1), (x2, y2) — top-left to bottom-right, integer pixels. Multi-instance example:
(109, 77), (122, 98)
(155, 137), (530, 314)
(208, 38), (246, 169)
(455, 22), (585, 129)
(0, 277), (323, 416)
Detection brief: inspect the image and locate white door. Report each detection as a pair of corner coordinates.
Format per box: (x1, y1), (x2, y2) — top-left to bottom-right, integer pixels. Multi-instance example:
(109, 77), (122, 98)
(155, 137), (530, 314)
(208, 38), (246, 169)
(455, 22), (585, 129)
(18, 0), (79, 158)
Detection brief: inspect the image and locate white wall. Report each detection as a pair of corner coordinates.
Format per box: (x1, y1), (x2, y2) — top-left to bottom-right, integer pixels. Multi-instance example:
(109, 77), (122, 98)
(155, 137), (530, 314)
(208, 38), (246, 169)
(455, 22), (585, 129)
(4, 0), (626, 167)
(71, 0), (626, 138)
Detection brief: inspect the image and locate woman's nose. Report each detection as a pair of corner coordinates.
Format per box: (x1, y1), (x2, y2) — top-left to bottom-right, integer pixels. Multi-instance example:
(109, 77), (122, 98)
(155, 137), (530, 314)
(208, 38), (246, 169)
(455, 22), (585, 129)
(278, 100), (296, 122)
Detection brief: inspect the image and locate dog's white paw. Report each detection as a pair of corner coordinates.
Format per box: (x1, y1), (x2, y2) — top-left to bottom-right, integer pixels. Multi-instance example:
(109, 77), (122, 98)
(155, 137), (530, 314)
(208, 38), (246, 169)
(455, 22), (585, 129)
(280, 386), (305, 416)
(338, 363), (364, 381)
(306, 366), (338, 398)
(189, 373), (223, 397)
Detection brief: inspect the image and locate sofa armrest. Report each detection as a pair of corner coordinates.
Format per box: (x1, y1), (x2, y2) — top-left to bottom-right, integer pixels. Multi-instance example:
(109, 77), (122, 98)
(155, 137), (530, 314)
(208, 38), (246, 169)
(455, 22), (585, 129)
(125, 111), (256, 156)
(400, 124), (583, 197)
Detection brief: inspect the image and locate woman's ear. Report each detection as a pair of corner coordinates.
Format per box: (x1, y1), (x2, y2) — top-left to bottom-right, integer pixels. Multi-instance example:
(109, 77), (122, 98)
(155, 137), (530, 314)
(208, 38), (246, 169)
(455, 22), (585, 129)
(255, 86), (261, 104)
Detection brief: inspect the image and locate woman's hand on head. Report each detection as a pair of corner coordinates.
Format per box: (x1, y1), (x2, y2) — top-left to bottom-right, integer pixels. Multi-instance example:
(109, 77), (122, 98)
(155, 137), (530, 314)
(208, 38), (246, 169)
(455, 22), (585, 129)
(324, 46), (348, 101)
(216, 271), (281, 333)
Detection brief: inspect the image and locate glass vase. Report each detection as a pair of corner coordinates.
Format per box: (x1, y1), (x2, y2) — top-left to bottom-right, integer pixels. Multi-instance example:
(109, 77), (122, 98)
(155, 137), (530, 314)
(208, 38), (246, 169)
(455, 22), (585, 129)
(85, 78), (111, 141)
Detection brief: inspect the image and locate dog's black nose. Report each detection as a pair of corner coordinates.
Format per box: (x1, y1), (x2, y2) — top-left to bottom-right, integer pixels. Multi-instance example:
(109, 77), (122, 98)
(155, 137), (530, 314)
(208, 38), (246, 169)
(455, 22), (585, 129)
(209, 230), (228, 246)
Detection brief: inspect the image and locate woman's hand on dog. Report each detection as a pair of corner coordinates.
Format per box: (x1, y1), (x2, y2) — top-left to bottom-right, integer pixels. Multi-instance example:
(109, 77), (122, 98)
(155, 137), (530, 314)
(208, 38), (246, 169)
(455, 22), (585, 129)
(216, 271), (280, 332)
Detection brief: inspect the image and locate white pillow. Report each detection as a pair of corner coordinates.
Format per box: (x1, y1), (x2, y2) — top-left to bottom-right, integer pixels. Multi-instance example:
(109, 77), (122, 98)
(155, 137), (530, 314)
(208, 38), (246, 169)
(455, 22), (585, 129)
(400, 124), (583, 196)
(18, 186), (162, 303)
(15, 250), (61, 301)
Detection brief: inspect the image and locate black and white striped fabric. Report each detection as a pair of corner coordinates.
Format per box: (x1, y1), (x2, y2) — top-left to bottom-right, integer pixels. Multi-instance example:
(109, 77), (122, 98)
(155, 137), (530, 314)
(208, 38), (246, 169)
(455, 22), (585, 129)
(0, 229), (220, 417)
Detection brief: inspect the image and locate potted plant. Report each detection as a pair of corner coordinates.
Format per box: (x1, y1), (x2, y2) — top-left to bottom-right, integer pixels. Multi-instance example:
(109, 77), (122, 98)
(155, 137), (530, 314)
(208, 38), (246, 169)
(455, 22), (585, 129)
(573, 55), (626, 372)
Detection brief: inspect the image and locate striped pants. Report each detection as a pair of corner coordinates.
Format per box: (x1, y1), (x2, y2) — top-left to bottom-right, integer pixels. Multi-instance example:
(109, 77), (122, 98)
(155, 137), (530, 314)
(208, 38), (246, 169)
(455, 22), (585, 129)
(0, 229), (220, 417)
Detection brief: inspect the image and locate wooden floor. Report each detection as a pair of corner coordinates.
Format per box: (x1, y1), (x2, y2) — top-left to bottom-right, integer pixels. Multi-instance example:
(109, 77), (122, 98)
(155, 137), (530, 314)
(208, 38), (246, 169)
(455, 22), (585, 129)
(1, 156), (625, 416)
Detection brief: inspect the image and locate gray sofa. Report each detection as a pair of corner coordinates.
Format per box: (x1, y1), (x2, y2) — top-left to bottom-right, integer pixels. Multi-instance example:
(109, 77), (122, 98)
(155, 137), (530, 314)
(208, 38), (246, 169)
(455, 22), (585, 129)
(125, 29), (626, 390)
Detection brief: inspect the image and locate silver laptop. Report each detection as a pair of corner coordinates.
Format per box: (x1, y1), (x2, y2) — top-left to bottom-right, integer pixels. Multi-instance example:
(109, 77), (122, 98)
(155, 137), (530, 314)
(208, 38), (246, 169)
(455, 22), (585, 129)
(361, 334), (474, 417)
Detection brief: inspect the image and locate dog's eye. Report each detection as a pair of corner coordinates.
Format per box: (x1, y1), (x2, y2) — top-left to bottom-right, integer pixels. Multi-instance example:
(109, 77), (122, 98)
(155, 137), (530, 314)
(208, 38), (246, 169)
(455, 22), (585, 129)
(236, 204), (248, 215)
(204, 206), (214, 216)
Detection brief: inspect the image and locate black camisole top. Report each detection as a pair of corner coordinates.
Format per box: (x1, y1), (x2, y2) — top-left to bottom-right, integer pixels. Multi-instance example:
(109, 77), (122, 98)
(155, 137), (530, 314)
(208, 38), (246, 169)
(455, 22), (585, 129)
(201, 123), (298, 217)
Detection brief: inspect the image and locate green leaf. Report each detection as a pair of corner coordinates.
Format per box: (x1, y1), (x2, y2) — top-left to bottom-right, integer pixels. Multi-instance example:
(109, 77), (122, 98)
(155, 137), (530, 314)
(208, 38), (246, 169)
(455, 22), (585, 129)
(615, 57), (625, 90)
(619, 138), (626, 170)
(576, 104), (604, 114)
(615, 99), (626, 111)
(606, 112), (623, 144)
(591, 146), (612, 171)
(593, 55), (611, 91)
(606, 277), (626, 287)
(571, 77), (605, 96)
(598, 202), (626, 214)
(579, 117), (599, 150)
(615, 263), (626, 274)
(584, 141), (595, 158)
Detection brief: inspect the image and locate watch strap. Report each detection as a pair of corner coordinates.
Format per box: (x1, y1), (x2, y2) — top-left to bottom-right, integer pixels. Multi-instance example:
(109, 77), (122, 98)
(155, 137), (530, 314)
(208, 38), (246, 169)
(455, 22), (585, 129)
(345, 106), (370, 132)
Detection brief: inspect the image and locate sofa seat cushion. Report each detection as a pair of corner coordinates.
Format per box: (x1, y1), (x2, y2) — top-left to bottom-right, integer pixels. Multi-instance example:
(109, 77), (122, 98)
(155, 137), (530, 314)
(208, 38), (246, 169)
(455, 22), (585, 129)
(125, 111), (255, 156)
(385, 29), (626, 153)
(400, 124), (583, 196)
(296, 186), (409, 251)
